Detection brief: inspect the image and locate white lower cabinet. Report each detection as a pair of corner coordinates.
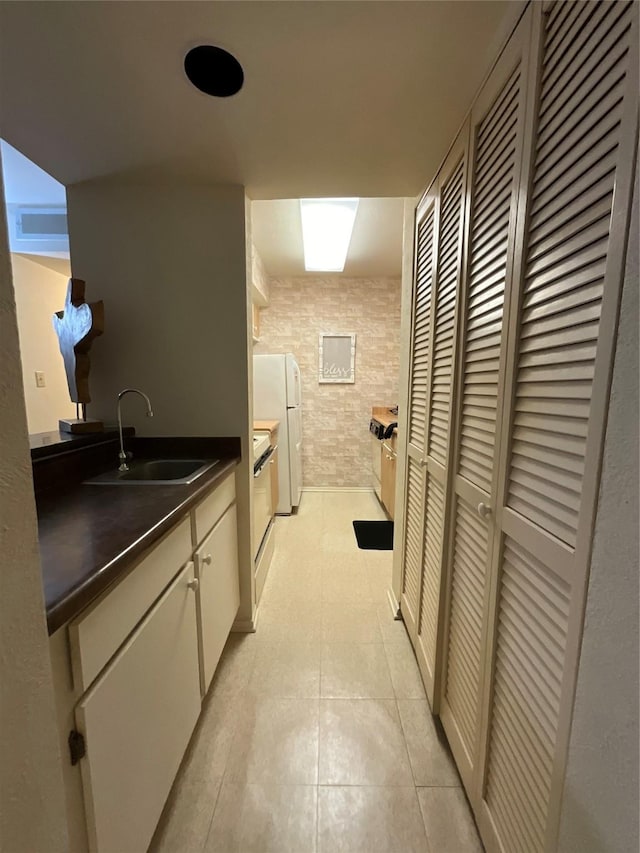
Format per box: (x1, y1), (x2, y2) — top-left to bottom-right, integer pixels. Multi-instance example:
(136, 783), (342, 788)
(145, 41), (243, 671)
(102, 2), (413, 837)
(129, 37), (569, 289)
(195, 502), (240, 694)
(75, 562), (201, 853)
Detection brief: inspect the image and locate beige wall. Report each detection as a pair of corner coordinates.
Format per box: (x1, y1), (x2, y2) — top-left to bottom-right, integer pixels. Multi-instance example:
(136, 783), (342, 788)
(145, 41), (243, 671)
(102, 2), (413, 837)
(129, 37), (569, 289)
(0, 166), (68, 852)
(11, 253), (76, 434)
(66, 182), (255, 625)
(255, 276), (401, 488)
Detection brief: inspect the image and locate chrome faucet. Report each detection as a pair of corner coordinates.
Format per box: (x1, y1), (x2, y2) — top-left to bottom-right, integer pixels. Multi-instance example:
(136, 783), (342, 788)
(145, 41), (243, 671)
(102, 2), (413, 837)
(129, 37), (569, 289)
(117, 388), (154, 471)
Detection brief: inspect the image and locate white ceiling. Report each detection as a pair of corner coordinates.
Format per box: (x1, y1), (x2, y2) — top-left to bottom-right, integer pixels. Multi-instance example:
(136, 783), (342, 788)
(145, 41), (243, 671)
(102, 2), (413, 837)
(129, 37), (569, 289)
(0, 1), (520, 200)
(0, 141), (66, 206)
(252, 197), (405, 277)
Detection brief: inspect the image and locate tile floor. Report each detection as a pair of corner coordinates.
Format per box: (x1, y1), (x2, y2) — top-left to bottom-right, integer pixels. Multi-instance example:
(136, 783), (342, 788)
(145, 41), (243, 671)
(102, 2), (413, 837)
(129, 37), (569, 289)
(151, 490), (484, 853)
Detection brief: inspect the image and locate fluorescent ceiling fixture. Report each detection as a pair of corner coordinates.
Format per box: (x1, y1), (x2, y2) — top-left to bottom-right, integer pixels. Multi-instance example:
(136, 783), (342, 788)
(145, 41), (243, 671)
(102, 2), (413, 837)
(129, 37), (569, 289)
(300, 198), (359, 271)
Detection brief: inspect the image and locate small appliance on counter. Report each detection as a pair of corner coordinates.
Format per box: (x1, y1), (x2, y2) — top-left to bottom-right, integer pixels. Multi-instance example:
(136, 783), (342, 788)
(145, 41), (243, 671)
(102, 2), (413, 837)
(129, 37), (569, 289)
(369, 405), (399, 440)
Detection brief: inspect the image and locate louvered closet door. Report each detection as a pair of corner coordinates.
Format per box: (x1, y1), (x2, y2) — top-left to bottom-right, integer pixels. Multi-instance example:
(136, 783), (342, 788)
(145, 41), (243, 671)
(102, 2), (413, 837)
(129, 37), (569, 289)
(400, 193), (437, 640)
(477, 3), (638, 851)
(414, 127), (469, 706)
(438, 6), (534, 796)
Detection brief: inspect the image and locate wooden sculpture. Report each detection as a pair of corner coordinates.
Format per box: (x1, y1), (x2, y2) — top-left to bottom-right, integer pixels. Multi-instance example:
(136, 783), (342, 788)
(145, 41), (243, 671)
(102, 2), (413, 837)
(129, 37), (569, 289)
(53, 278), (105, 433)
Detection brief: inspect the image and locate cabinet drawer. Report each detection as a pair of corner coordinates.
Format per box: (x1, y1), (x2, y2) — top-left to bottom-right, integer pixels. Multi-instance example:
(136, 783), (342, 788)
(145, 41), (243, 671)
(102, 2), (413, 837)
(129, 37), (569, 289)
(195, 503), (240, 695)
(193, 470), (236, 545)
(69, 516), (192, 693)
(76, 562), (201, 853)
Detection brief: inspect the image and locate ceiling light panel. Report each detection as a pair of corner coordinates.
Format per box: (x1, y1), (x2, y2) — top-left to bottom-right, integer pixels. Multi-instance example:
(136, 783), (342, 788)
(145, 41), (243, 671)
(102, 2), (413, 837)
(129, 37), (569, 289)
(300, 198), (359, 272)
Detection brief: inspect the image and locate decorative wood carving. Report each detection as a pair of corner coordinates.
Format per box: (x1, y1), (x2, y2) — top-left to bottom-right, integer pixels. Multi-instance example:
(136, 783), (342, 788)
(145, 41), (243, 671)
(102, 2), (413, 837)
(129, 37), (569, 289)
(53, 279), (104, 405)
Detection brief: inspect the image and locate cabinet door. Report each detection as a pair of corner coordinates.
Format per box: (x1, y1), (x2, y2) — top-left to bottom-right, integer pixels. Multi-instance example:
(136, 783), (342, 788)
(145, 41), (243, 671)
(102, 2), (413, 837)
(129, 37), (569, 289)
(380, 444), (397, 520)
(196, 503), (240, 694)
(380, 445), (394, 518)
(438, 5), (534, 795)
(389, 454), (396, 520)
(478, 3), (638, 850)
(400, 193), (437, 638)
(414, 125), (470, 706)
(76, 562), (201, 853)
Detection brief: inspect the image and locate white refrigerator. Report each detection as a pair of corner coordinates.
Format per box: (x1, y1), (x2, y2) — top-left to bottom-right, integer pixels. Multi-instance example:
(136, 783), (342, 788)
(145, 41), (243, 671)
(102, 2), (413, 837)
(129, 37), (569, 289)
(253, 353), (303, 514)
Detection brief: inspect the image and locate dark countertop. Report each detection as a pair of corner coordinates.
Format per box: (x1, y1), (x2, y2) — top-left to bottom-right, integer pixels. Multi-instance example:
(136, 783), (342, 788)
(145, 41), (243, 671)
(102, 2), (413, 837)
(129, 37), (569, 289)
(30, 427), (134, 458)
(35, 436), (241, 635)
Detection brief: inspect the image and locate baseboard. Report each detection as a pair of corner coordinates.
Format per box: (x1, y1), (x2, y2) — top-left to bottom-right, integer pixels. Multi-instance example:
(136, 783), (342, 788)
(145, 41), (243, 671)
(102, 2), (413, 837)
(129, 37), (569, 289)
(302, 486), (375, 493)
(255, 522), (275, 605)
(386, 587), (402, 620)
(231, 610), (258, 633)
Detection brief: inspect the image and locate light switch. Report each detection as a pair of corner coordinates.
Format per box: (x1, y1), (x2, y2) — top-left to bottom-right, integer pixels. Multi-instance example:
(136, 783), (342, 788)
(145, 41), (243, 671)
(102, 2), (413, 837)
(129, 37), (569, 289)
(35, 371), (46, 388)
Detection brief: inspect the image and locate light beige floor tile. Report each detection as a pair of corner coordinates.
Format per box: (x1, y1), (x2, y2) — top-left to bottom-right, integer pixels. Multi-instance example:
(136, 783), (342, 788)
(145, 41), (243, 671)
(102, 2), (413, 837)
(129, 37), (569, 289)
(320, 551), (365, 576)
(150, 686), (244, 852)
(321, 602), (383, 643)
(280, 528), (324, 555)
(397, 700), (460, 787)
(209, 632), (258, 697)
(320, 527), (361, 554)
(321, 563), (373, 604)
(190, 690), (245, 781)
(377, 605), (412, 646)
(225, 697), (319, 785)
(385, 642), (426, 699)
(267, 552), (324, 583)
(367, 579), (393, 605)
(297, 492), (324, 516)
(321, 643), (394, 698)
(205, 783), (317, 853)
(247, 641), (321, 698)
(366, 561), (393, 604)
(257, 602), (322, 642)
(318, 786), (429, 853)
(261, 577), (322, 606)
(319, 699), (413, 786)
(417, 786), (483, 853)
(367, 546), (394, 564)
(151, 772), (221, 853)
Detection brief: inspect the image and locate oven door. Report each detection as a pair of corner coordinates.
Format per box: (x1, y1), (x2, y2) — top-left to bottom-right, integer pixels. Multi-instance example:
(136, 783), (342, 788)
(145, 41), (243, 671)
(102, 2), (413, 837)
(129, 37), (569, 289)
(371, 433), (382, 499)
(253, 448), (274, 559)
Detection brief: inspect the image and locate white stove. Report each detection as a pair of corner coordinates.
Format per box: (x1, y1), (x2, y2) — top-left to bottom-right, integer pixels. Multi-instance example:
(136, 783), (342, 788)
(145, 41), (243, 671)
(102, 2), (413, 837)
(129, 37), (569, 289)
(253, 432), (270, 463)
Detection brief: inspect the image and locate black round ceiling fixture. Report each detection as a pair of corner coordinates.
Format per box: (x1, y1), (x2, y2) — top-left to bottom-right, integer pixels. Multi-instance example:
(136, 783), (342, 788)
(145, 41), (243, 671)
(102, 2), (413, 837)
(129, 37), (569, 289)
(184, 45), (244, 97)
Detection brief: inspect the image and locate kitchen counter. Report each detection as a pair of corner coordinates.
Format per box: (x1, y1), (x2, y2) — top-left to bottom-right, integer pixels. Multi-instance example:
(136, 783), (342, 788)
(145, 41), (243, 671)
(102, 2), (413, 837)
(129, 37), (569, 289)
(253, 419), (280, 433)
(29, 427), (133, 459)
(35, 437), (241, 634)
(372, 406), (398, 435)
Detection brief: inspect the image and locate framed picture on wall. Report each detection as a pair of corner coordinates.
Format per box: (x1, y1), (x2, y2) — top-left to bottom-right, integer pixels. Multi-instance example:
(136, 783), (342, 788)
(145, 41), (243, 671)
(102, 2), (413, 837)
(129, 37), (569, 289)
(318, 333), (356, 383)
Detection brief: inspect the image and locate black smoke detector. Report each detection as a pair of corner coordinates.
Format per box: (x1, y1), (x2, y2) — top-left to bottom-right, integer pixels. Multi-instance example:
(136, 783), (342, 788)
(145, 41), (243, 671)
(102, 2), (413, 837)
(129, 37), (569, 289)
(184, 45), (244, 97)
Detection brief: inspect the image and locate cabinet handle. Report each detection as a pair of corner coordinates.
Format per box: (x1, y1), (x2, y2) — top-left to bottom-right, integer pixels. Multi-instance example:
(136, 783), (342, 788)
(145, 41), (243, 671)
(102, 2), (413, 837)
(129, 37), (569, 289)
(419, 458), (428, 467)
(477, 502), (491, 519)
(187, 578), (199, 592)
(270, 459), (275, 464)
(202, 554), (212, 565)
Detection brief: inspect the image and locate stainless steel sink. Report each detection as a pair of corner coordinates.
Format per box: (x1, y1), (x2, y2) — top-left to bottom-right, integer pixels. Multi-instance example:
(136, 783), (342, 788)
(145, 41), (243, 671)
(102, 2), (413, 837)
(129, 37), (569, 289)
(86, 459), (219, 485)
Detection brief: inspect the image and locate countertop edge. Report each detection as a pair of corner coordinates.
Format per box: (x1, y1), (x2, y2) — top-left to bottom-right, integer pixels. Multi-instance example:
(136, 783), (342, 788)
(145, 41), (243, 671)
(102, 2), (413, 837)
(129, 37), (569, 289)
(46, 456), (240, 635)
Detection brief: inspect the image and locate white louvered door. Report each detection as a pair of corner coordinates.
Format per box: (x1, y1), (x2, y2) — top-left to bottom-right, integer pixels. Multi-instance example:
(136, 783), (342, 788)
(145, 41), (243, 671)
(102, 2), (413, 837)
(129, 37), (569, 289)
(477, 2), (638, 851)
(400, 191), (437, 640)
(439, 6), (535, 794)
(414, 128), (469, 705)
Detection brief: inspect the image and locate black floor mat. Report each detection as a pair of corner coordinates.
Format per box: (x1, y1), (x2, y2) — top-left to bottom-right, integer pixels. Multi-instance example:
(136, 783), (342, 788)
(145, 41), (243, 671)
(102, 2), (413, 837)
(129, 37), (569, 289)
(352, 520), (394, 550)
